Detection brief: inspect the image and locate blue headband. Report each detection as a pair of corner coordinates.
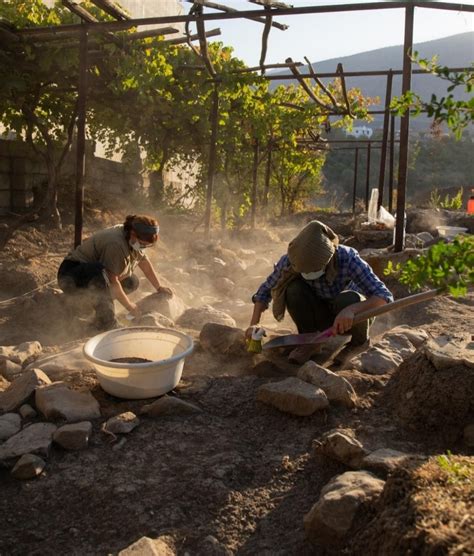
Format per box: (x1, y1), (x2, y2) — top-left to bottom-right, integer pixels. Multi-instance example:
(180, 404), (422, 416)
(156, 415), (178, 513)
(133, 222), (159, 236)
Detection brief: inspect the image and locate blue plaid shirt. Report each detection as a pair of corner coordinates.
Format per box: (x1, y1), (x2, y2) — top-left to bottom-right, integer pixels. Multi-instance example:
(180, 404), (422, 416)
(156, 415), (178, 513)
(252, 245), (394, 307)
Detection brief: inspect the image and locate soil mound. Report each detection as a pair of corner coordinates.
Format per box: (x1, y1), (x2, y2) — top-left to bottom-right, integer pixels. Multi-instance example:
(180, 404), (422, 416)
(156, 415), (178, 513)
(386, 351), (474, 441)
(348, 458), (474, 555)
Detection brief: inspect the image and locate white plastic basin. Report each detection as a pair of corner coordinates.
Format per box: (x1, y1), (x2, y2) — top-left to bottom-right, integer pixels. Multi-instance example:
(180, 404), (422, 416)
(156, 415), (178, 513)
(436, 225), (468, 239)
(83, 327), (194, 399)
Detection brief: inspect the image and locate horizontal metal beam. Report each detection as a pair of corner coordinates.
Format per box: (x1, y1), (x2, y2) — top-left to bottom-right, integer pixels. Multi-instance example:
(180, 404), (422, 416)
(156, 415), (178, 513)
(15, 2), (474, 37)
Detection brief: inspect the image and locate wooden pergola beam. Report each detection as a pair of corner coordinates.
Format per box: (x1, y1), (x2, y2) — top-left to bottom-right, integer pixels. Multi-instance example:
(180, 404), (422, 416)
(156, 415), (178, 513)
(89, 0), (130, 20)
(62, 1), (98, 24)
(165, 27), (221, 45)
(187, 0), (288, 31)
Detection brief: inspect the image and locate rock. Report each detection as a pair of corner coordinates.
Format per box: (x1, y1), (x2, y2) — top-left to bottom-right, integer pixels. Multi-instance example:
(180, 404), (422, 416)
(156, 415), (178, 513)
(105, 412), (140, 434)
(361, 248), (424, 280)
(177, 305), (236, 330)
(19, 404), (37, 419)
(352, 328), (420, 375)
(304, 471), (385, 544)
(463, 424), (474, 447)
(0, 358), (23, 381)
(0, 341), (42, 365)
(53, 421), (92, 450)
(416, 231), (435, 246)
(118, 536), (175, 556)
(257, 377), (329, 416)
(24, 346), (95, 382)
(0, 376), (10, 392)
(199, 323), (246, 356)
(0, 413), (21, 441)
(198, 535), (233, 555)
(137, 292), (186, 321)
(298, 361), (357, 408)
(141, 396), (202, 417)
(387, 326), (429, 348)
(0, 368), (51, 413)
(134, 312), (174, 328)
(0, 423), (57, 464)
(35, 382), (101, 423)
(212, 277), (236, 295)
(11, 454), (46, 480)
(315, 430), (368, 467)
(362, 448), (415, 476)
(424, 333), (474, 371)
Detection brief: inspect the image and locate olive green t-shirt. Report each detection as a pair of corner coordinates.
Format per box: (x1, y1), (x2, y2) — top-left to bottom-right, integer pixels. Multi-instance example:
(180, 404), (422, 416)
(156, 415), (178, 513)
(66, 225), (146, 278)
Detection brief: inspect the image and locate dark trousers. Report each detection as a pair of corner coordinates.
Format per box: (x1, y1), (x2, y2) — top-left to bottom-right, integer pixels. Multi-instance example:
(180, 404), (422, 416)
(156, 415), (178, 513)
(285, 277), (370, 345)
(57, 259), (139, 328)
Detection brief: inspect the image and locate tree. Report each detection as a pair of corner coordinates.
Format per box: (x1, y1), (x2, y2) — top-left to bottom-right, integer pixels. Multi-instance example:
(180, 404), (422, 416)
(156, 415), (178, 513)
(391, 54), (474, 140)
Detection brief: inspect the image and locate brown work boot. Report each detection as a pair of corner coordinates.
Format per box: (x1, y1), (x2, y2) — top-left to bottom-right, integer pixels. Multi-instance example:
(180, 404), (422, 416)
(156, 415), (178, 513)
(332, 339), (371, 369)
(288, 344), (322, 365)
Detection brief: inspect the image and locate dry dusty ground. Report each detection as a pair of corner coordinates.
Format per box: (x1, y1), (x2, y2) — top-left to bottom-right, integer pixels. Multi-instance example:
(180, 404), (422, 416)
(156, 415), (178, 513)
(0, 206), (472, 555)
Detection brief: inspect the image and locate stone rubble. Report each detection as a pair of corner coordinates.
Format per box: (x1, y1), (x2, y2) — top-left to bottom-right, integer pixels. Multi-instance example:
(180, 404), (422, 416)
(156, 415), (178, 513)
(0, 368), (51, 413)
(0, 412), (21, 441)
(0, 422), (57, 464)
(53, 422), (93, 450)
(104, 412), (140, 434)
(35, 382), (101, 422)
(297, 361), (357, 408)
(11, 453), (46, 480)
(257, 377), (329, 416)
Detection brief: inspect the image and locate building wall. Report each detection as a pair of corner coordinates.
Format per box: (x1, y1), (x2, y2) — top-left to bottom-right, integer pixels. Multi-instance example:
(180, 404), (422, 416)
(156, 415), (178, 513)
(0, 139), (146, 215)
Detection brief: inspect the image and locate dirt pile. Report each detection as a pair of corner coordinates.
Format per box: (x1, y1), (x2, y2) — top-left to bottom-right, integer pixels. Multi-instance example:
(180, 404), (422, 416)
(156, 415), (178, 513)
(349, 457), (474, 555)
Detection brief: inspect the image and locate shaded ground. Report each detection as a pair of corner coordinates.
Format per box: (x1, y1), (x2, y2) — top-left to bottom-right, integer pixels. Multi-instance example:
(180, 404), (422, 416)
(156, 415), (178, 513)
(0, 207), (473, 555)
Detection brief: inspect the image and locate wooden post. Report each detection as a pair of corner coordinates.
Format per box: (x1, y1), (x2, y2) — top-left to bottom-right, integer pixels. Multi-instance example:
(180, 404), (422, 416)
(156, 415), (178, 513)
(388, 114), (395, 213)
(263, 140), (272, 210)
(365, 142), (371, 211)
(251, 138), (259, 228)
(74, 24), (88, 248)
(204, 84), (219, 237)
(378, 69), (393, 208)
(395, 4), (414, 252)
(352, 147), (359, 215)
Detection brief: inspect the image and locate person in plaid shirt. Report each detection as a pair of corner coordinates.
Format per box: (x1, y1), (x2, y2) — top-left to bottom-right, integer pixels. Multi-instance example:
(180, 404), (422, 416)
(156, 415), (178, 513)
(246, 220), (393, 364)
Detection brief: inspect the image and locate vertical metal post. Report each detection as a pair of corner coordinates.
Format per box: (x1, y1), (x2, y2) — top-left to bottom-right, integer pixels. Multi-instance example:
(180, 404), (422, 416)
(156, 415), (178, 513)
(204, 84), (219, 237)
(263, 140), (272, 209)
(395, 5), (414, 252)
(388, 114), (395, 213)
(365, 142), (371, 211)
(352, 147), (359, 215)
(251, 138), (259, 228)
(378, 69), (393, 209)
(74, 25), (88, 248)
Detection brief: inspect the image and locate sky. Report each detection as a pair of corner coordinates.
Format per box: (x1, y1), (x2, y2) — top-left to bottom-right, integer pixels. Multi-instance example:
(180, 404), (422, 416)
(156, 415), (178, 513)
(180, 1), (474, 66)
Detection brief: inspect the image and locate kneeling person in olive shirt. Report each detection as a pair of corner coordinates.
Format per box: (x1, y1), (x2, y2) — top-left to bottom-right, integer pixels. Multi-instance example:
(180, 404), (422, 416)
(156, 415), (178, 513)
(57, 214), (171, 330)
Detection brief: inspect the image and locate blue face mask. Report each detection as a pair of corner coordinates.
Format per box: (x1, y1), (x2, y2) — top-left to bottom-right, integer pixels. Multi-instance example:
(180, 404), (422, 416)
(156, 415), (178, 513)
(301, 270), (325, 280)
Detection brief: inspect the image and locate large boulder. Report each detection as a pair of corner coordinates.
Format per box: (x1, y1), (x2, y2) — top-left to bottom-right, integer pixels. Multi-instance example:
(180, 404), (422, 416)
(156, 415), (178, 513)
(0, 369), (51, 413)
(304, 471), (385, 544)
(177, 305), (236, 330)
(257, 377), (329, 416)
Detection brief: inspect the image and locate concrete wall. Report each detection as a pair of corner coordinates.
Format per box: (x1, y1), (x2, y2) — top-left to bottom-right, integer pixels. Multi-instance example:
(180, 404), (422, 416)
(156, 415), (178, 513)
(0, 139), (146, 215)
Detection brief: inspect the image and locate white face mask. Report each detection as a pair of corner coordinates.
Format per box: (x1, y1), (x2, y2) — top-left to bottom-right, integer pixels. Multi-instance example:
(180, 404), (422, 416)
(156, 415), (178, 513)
(130, 240), (144, 253)
(301, 270), (325, 280)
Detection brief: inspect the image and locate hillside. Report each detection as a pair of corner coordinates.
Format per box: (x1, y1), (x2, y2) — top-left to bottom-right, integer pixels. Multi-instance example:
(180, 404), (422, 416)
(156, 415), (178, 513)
(271, 32), (474, 130)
